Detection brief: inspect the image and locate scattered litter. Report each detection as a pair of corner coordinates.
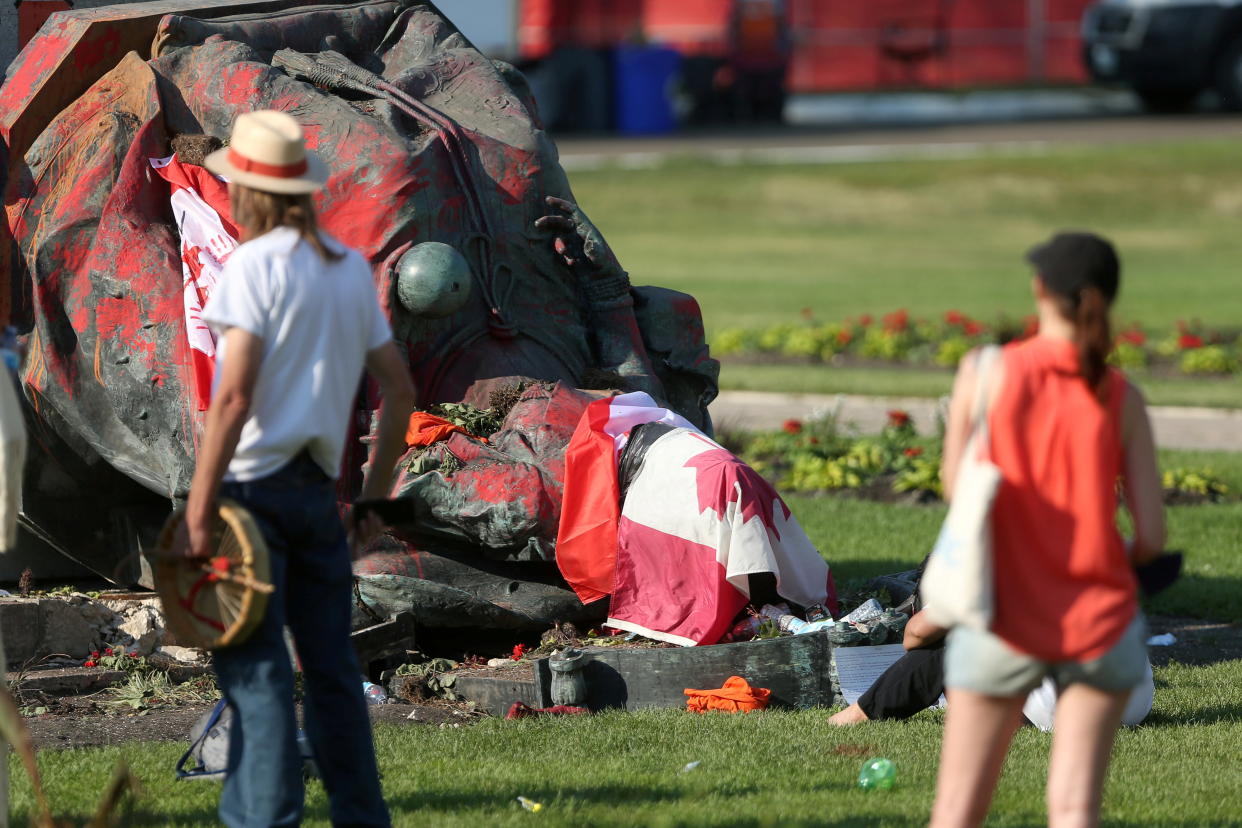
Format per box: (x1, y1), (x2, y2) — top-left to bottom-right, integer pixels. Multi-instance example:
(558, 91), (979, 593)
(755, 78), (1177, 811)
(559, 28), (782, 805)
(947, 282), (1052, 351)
(857, 757), (896, 791)
(517, 796), (543, 812)
(362, 681), (389, 705)
(1147, 633), (1177, 647)
(506, 702), (589, 719)
(486, 657), (510, 668)
(841, 599), (884, 625)
(679, 761), (701, 774)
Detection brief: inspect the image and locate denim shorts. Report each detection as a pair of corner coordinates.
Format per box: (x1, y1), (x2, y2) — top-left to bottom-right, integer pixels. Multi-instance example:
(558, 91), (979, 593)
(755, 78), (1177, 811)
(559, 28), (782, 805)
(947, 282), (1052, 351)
(944, 613), (1148, 696)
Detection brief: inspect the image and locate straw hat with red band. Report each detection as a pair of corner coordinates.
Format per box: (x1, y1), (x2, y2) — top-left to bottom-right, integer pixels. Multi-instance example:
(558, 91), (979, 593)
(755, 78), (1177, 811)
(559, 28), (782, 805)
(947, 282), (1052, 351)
(204, 110), (329, 195)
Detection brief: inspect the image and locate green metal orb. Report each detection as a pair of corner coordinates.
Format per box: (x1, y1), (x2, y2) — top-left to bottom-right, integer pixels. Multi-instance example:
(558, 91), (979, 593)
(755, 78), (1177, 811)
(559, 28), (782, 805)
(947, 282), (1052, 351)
(395, 242), (472, 318)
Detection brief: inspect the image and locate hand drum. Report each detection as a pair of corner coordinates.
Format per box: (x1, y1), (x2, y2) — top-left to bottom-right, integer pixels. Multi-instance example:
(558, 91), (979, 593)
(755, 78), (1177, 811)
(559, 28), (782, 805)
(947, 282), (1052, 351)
(154, 499), (273, 650)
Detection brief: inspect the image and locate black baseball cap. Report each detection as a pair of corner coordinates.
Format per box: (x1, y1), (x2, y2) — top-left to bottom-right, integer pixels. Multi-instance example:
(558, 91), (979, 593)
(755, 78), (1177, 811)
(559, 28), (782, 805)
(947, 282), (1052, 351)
(1025, 231), (1120, 302)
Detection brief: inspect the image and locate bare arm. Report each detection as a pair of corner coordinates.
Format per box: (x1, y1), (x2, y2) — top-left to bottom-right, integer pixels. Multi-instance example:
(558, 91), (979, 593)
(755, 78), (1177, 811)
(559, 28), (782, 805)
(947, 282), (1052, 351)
(940, 350), (980, 500)
(1120, 382), (1165, 564)
(358, 341), (417, 502)
(903, 609), (947, 651)
(184, 328), (263, 558)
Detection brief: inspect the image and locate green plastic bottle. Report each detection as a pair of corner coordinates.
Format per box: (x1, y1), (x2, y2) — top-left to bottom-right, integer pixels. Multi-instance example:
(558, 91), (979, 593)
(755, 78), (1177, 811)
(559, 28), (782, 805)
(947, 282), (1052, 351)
(857, 757), (896, 791)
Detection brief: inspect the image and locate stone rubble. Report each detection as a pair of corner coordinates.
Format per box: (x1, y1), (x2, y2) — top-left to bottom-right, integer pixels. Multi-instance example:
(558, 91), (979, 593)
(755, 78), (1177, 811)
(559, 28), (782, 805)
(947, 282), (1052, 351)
(2, 592), (204, 667)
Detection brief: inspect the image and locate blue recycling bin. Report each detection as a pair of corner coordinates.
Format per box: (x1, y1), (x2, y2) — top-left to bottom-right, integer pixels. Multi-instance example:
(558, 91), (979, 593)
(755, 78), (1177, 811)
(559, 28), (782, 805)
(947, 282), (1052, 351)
(613, 46), (682, 135)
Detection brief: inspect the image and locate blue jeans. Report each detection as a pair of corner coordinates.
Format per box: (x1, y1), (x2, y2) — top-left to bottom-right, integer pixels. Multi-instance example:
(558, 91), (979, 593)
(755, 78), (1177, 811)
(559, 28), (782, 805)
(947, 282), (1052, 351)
(214, 453), (389, 828)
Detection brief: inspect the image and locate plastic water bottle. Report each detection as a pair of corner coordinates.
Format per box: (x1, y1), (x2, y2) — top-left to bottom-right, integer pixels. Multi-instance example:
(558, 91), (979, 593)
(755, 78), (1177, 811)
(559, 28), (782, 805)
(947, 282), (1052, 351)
(858, 757), (896, 791)
(362, 681), (388, 705)
(779, 616), (836, 635)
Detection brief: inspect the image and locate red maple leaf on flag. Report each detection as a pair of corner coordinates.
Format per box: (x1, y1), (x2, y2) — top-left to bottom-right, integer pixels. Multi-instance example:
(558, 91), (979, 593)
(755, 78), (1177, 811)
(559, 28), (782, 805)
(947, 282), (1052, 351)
(682, 435), (790, 540)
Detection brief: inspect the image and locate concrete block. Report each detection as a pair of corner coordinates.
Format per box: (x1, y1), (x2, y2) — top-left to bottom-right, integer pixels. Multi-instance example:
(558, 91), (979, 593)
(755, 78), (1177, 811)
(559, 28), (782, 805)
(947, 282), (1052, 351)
(0, 600), (41, 666)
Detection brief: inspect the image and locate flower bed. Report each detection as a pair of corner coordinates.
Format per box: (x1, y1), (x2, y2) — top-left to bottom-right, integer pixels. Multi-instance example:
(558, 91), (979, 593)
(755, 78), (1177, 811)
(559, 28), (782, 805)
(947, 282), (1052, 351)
(732, 411), (944, 503)
(731, 413), (1233, 506)
(713, 310), (1242, 376)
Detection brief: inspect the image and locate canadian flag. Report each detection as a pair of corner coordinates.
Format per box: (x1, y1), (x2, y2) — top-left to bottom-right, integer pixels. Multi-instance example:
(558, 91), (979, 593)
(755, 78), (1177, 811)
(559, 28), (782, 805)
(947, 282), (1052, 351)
(149, 155), (240, 410)
(556, 392), (837, 646)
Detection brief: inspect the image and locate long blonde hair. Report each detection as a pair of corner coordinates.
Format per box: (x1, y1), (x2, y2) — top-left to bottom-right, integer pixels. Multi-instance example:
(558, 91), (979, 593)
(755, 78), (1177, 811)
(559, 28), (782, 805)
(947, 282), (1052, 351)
(229, 185), (343, 262)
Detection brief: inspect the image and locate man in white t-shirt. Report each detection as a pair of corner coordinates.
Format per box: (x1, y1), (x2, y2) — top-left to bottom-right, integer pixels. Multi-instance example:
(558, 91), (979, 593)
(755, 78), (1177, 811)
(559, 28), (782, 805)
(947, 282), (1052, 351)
(180, 110), (414, 828)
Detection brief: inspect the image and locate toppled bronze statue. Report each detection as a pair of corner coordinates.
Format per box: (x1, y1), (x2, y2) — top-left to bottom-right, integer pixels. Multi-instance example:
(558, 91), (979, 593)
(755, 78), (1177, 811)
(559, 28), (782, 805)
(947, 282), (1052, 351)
(1, 0), (717, 631)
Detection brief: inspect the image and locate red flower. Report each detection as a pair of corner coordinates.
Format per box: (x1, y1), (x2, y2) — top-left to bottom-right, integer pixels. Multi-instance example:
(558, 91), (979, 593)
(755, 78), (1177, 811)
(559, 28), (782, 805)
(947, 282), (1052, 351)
(90, 651), (100, 658)
(1178, 333), (1204, 350)
(882, 309), (909, 333)
(128, 652), (139, 658)
(858, 314), (873, 327)
(809, 436), (820, 445)
(944, 310), (965, 326)
(904, 447), (923, 458)
(962, 320), (984, 337)
(836, 329), (853, 346)
(1118, 328), (1146, 346)
(782, 419), (803, 434)
(887, 410), (911, 428)
(84, 660), (97, 668)
(512, 643), (527, 660)
(104, 648), (113, 656)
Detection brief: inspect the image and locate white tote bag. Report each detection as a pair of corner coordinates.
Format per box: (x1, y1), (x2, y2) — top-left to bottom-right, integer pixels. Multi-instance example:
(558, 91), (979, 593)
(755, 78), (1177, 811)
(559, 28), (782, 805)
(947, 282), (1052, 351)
(920, 345), (1001, 631)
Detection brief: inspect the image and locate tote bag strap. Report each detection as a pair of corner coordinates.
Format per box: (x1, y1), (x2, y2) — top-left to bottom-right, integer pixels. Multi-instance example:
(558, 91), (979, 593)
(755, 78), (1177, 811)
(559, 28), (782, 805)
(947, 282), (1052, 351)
(966, 345), (1002, 452)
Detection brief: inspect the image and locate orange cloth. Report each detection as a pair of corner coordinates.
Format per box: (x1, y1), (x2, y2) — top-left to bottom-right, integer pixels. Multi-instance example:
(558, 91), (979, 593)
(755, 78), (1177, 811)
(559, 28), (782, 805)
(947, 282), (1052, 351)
(684, 676), (771, 713)
(988, 336), (1136, 663)
(404, 412), (486, 447)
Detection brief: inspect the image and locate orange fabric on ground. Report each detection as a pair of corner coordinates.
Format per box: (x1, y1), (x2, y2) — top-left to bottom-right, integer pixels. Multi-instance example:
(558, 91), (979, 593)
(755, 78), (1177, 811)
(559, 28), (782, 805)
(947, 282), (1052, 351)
(684, 676), (771, 713)
(405, 412), (486, 447)
(988, 336), (1137, 663)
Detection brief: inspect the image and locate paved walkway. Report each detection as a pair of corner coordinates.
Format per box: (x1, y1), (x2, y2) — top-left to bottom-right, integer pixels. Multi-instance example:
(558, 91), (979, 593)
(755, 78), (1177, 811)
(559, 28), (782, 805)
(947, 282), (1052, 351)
(555, 113), (1242, 171)
(710, 391), (1242, 452)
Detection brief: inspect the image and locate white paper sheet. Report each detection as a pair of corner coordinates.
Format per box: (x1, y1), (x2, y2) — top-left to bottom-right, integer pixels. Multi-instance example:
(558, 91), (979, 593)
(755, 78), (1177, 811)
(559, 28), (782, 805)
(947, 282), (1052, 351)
(833, 643), (947, 709)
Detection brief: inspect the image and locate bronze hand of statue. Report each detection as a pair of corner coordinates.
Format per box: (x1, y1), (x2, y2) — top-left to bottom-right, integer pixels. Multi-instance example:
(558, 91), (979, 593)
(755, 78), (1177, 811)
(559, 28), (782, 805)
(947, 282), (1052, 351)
(534, 196), (626, 284)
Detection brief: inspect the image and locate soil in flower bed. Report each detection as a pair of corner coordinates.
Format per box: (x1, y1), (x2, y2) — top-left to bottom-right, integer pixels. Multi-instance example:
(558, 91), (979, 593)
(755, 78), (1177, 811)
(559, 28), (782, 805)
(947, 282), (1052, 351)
(15, 618), (1240, 750)
(21, 696), (469, 751)
(780, 478), (1229, 507)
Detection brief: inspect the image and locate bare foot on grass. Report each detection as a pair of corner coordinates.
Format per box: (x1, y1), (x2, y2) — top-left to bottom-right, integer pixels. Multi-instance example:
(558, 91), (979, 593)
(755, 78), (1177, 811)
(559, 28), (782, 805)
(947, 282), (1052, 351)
(828, 703), (869, 726)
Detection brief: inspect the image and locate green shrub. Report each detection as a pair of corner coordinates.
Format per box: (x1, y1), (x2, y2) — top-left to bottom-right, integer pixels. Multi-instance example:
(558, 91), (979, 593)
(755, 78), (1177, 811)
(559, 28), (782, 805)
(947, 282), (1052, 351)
(934, 336), (972, 368)
(1180, 345), (1237, 375)
(712, 327), (757, 357)
(1110, 341), (1149, 370)
(757, 323), (796, 353)
(1163, 467), (1229, 499)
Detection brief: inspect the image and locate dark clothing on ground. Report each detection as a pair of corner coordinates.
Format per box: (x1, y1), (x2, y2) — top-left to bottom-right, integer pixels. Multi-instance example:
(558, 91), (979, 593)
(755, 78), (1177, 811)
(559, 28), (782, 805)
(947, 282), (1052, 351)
(857, 646), (945, 721)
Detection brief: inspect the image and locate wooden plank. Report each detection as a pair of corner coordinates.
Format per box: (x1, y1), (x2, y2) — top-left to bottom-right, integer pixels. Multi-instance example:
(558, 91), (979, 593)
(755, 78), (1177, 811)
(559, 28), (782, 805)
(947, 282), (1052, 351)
(531, 632), (836, 712)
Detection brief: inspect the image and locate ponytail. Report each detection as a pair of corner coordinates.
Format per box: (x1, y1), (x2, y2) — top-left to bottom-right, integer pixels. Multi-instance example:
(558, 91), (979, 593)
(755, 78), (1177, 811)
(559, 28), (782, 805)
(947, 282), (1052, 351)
(1074, 286), (1111, 395)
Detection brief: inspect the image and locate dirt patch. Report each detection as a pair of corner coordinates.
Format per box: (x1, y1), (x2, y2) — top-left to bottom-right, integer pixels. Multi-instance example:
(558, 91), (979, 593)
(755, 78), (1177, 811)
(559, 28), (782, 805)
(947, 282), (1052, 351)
(1146, 615), (1242, 667)
(22, 697), (471, 752)
(17, 617), (1239, 751)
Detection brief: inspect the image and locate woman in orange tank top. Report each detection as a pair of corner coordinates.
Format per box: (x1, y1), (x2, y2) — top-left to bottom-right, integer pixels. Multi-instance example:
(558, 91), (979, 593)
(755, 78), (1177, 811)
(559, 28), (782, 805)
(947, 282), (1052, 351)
(929, 233), (1165, 828)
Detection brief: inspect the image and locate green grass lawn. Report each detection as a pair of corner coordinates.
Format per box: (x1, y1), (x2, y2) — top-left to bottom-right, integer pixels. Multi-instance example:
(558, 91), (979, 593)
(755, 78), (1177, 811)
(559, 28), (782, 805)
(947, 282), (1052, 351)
(572, 142), (1242, 332)
(569, 141), (1242, 404)
(12, 661), (1242, 826)
(12, 470), (1242, 826)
